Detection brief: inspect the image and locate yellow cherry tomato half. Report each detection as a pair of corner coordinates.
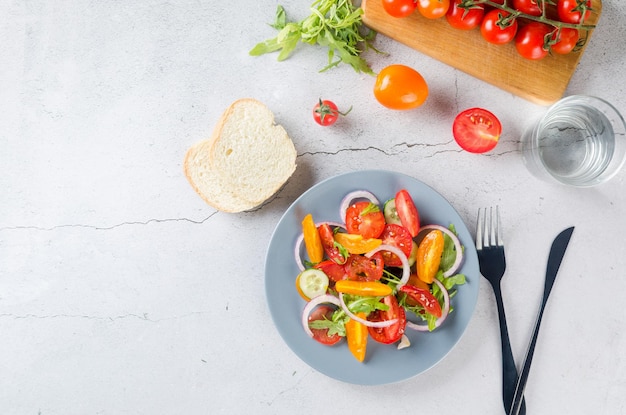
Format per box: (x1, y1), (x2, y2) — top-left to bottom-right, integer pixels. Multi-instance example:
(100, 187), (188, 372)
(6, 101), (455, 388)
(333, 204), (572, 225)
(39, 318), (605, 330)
(301, 214), (324, 263)
(374, 64), (429, 110)
(416, 229), (445, 284)
(333, 232), (382, 255)
(346, 313), (368, 362)
(335, 280), (393, 297)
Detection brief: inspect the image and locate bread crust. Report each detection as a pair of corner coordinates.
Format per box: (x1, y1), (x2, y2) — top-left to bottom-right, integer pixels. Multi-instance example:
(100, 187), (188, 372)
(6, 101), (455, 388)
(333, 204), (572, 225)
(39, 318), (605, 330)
(183, 99), (296, 212)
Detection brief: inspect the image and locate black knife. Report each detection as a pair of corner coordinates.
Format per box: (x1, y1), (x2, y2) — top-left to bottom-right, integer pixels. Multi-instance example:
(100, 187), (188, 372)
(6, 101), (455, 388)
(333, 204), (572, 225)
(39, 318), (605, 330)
(508, 226), (575, 415)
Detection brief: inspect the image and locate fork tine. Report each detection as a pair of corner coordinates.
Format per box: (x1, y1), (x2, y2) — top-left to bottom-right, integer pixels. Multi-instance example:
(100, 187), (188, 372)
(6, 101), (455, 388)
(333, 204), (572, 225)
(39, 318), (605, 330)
(483, 208), (490, 248)
(489, 207), (496, 247)
(496, 205), (503, 247)
(476, 207), (484, 250)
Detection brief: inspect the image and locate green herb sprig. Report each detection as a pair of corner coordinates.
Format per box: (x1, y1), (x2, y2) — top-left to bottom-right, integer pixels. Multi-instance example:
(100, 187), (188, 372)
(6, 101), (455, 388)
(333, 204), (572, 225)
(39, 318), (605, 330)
(249, 0), (379, 75)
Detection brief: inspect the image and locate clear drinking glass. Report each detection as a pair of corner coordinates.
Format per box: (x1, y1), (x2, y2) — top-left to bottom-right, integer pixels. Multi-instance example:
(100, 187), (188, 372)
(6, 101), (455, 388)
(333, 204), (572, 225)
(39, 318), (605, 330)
(521, 95), (626, 187)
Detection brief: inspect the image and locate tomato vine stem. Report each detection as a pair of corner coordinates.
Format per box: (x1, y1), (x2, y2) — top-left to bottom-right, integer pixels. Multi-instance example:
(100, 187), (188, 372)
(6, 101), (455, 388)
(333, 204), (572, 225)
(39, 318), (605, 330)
(462, 0), (596, 31)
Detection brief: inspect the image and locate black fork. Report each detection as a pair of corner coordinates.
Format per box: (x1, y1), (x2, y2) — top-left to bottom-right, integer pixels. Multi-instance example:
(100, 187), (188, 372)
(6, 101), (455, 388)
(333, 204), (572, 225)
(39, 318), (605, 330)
(476, 206), (526, 415)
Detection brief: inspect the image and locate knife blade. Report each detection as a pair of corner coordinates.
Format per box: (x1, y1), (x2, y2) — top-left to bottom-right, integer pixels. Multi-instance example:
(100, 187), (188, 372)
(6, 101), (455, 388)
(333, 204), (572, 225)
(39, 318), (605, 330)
(508, 226), (575, 415)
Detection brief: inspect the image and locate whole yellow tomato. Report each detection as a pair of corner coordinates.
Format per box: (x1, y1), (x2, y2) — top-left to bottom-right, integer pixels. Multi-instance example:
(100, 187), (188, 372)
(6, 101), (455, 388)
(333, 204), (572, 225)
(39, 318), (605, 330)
(373, 64), (429, 110)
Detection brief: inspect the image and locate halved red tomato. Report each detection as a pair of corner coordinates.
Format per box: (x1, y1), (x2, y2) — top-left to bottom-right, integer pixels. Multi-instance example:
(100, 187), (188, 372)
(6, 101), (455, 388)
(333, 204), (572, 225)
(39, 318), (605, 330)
(368, 295), (407, 344)
(399, 284), (442, 318)
(395, 189), (420, 237)
(344, 252), (384, 281)
(308, 305), (342, 345)
(452, 107), (502, 153)
(318, 223), (347, 264)
(345, 201), (386, 239)
(379, 224), (413, 267)
(314, 260), (347, 283)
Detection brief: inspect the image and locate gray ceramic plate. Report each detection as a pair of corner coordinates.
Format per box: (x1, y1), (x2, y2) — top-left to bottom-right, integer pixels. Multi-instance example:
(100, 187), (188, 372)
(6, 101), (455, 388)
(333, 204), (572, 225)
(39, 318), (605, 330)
(264, 170), (479, 385)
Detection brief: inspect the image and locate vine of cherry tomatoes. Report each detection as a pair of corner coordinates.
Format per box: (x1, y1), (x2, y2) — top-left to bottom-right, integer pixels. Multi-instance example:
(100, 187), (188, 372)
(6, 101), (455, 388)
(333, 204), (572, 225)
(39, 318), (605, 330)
(383, 0), (595, 61)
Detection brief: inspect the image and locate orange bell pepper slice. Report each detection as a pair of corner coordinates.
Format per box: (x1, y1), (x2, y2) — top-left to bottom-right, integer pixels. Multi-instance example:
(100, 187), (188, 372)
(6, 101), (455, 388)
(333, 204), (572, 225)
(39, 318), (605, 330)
(346, 312), (368, 362)
(334, 280), (392, 297)
(416, 229), (444, 283)
(301, 214), (324, 263)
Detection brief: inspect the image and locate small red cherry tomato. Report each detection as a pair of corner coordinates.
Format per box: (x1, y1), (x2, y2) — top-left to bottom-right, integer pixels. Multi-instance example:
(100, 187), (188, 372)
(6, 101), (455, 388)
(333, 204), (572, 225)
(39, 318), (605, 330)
(344, 252), (384, 281)
(399, 284), (442, 318)
(452, 108), (502, 153)
(345, 201), (386, 239)
(480, 9), (518, 45)
(515, 22), (552, 60)
(513, 0), (543, 16)
(314, 260), (347, 283)
(379, 224), (413, 267)
(312, 99), (351, 126)
(557, 0), (591, 24)
(318, 223), (348, 265)
(382, 0), (417, 18)
(446, 0), (484, 30)
(368, 295), (407, 344)
(308, 305), (342, 345)
(550, 27), (580, 54)
(395, 189), (420, 238)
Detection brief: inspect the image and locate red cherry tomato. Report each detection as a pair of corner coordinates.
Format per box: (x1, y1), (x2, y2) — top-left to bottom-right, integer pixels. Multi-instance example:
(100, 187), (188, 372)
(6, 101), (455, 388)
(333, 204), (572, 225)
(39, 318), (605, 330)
(373, 64), (429, 110)
(382, 0), (417, 18)
(312, 99), (350, 126)
(551, 27), (580, 54)
(395, 189), (420, 238)
(480, 9), (518, 44)
(318, 223), (348, 265)
(379, 224), (413, 267)
(368, 295), (407, 344)
(446, 0), (484, 30)
(399, 284), (442, 318)
(452, 108), (502, 153)
(308, 305), (342, 345)
(314, 260), (347, 283)
(345, 201), (386, 239)
(557, 0), (591, 24)
(344, 252), (384, 281)
(512, 0), (543, 16)
(417, 0), (450, 19)
(515, 21), (552, 60)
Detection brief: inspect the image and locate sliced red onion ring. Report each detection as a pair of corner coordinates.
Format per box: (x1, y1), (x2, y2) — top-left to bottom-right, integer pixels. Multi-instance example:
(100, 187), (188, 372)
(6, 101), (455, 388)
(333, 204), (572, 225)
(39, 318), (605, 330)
(365, 244), (410, 288)
(301, 294), (342, 338)
(418, 224), (464, 277)
(339, 190), (381, 221)
(338, 293), (398, 328)
(319, 221), (346, 230)
(405, 279), (451, 332)
(294, 233), (305, 272)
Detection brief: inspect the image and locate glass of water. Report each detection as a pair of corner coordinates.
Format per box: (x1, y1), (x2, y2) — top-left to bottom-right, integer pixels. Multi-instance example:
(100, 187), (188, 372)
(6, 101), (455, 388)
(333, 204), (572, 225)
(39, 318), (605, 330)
(521, 95), (626, 187)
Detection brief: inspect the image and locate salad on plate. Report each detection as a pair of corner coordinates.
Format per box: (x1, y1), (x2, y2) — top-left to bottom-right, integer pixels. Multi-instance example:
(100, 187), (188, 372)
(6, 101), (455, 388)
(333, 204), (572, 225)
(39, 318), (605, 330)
(295, 188), (467, 362)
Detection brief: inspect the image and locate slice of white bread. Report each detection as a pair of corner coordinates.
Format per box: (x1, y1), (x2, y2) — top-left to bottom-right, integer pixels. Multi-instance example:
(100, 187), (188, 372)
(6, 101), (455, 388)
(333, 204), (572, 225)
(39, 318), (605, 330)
(184, 99), (297, 212)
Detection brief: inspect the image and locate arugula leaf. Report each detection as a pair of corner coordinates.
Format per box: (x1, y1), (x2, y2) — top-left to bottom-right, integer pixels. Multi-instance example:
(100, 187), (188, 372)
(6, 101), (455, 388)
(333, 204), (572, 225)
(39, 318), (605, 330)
(308, 312), (348, 337)
(440, 224), (460, 271)
(249, 0), (378, 75)
(360, 202), (380, 215)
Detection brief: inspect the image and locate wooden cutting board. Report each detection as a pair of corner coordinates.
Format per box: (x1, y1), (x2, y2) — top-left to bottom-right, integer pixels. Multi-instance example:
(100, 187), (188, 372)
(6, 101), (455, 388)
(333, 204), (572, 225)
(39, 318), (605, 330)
(362, 0), (602, 105)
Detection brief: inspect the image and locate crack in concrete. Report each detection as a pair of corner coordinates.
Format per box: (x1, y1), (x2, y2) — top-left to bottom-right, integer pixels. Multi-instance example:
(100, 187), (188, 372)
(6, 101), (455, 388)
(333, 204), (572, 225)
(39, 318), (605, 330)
(0, 212), (218, 232)
(0, 311), (208, 322)
(298, 141), (455, 158)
